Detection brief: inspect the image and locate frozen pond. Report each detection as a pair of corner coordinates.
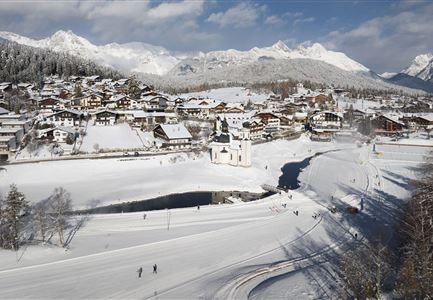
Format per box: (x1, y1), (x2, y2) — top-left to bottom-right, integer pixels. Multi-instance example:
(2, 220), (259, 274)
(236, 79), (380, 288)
(79, 190), (264, 214)
(278, 157), (312, 190)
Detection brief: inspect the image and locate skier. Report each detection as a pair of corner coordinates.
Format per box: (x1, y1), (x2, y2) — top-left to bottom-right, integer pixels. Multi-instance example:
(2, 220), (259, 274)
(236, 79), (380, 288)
(153, 264), (158, 274)
(137, 267), (143, 278)
(143, 213), (147, 220)
(197, 205), (200, 211)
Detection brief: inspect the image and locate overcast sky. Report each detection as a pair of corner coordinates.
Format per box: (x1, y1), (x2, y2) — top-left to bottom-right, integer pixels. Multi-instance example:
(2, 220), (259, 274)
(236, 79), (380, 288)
(0, 0), (432, 73)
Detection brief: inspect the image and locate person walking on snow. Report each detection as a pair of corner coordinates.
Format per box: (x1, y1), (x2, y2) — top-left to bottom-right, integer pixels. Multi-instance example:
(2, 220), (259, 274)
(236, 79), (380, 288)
(153, 264), (158, 274)
(137, 267), (143, 278)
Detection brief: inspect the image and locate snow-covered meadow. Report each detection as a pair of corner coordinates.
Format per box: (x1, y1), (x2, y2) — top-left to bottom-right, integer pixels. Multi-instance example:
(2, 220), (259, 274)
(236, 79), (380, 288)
(0, 134), (351, 208)
(79, 123), (151, 153)
(0, 135), (431, 299)
(179, 87), (271, 104)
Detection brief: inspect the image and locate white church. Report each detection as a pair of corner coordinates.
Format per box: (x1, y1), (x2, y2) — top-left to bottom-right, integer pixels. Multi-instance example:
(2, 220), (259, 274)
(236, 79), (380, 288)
(209, 117), (252, 167)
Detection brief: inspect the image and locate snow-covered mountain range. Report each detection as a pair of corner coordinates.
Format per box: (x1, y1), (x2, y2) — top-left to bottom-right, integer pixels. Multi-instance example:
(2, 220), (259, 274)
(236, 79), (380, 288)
(402, 53), (433, 82)
(382, 53), (433, 93)
(0, 30), (180, 76)
(0, 30), (369, 76)
(0, 30), (428, 93)
(175, 40), (370, 75)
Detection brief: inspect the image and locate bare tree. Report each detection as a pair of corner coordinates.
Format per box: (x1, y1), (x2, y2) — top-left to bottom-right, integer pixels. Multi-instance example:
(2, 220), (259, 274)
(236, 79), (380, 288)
(93, 143), (100, 153)
(340, 241), (392, 299)
(395, 154), (433, 298)
(31, 199), (51, 242)
(48, 187), (72, 247)
(26, 139), (40, 159)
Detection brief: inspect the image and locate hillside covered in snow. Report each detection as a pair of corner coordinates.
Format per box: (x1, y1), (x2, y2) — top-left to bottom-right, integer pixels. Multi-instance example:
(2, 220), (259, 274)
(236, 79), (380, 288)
(144, 58), (420, 94)
(0, 30), (181, 76)
(172, 41), (370, 75)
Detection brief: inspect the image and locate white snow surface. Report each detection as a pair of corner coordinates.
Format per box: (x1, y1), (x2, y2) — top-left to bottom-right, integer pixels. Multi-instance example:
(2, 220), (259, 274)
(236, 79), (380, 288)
(178, 86), (270, 103)
(79, 123), (148, 153)
(0, 134), (348, 208)
(0, 136), (429, 299)
(0, 137), (428, 299)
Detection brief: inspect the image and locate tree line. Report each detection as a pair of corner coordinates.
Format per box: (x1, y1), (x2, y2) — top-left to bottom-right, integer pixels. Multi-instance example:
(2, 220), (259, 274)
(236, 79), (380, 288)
(0, 185), (74, 251)
(339, 155), (433, 298)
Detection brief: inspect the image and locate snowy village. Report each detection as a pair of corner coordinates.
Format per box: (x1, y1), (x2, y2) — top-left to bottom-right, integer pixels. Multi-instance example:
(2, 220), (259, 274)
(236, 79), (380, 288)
(0, 1), (433, 299)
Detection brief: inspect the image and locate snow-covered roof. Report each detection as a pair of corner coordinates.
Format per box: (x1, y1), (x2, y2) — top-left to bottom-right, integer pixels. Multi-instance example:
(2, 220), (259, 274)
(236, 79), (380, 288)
(47, 109), (83, 117)
(85, 75), (100, 81)
(109, 94), (128, 102)
(0, 120), (29, 125)
(180, 99), (222, 110)
(416, 113), (433, 122)
(310, 111), (343, 119)
(158, 124), (192, 140)
(0, 127), (22, 134)
(382, 114), (405, 126)
(0, 136), (15, 142)
(0, 107), (10, 115)
(294, 112), (308, 118)
(0, 114), (23, 120)
(54, 126), (77, 135)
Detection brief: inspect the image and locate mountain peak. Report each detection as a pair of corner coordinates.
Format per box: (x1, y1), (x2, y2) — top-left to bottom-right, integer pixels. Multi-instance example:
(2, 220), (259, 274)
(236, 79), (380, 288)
(49, 30), (86, 44)
(52, 30), (75, 38)
(272, 40), (290, 52)
(309, 43), (327, 52)
(297, 43), (327, 55)
(402, 53), (433, 80)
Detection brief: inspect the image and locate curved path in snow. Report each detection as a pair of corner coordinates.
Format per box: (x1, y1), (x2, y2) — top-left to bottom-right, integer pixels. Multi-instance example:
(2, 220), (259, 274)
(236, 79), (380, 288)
(225, 146), (382, 299)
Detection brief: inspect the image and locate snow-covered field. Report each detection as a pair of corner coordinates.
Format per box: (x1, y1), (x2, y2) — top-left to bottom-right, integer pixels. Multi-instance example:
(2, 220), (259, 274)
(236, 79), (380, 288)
(0, 135), (431, 299)
(336, 96), (382, 112)
(179, 87), (271, 104)
(0, 134), (352, 208)
(79, 123), (150, 153)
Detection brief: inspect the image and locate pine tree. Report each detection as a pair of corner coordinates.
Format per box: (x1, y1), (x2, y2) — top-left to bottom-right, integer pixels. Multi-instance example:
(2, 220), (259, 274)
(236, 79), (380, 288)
(2, 185), (29, 250)
(74, 84), (83, 97)
(127, 76), (141, 99)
